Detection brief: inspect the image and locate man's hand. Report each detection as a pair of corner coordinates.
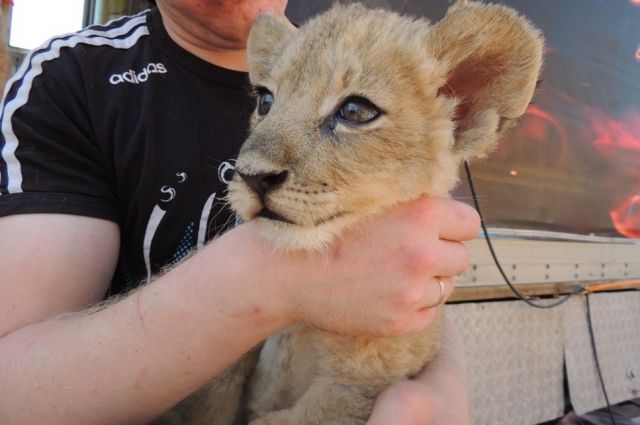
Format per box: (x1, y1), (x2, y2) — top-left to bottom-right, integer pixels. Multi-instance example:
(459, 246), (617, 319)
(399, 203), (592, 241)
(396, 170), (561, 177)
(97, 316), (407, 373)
(0, 196), (478, 425)
(367, 315), (470, 425)
(273, 196), (479, 337)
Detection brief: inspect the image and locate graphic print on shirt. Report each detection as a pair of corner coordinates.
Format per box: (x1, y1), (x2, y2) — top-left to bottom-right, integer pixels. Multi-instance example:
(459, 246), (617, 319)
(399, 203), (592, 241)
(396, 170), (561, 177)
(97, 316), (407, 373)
(108, 62), (167, 85)
(218, 160), (235, 184)
(141, 161), (236, 282)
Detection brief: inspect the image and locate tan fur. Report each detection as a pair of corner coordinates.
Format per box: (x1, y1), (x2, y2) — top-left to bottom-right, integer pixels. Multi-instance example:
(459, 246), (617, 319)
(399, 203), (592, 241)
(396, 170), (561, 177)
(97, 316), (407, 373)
(154, 350), (260, 425)
(158, 2), (543, 424)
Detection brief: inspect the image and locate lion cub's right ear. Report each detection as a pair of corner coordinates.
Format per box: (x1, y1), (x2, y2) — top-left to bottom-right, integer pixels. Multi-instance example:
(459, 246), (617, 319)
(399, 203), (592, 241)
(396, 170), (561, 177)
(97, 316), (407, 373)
(247, 14), (295, 83)
(426, 1), (543, 160)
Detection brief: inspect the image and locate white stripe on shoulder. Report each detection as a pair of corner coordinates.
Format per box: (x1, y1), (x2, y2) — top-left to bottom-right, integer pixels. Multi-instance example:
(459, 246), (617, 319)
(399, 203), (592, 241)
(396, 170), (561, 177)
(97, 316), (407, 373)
(0, 15), (149, 194)
(2, 14), (147, 106)
(101, 9), (149, 28)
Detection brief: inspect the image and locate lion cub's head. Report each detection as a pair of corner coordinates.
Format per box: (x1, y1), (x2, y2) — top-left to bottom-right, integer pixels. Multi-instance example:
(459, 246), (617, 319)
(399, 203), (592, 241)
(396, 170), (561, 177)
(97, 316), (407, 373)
(227, 1), (543, 250)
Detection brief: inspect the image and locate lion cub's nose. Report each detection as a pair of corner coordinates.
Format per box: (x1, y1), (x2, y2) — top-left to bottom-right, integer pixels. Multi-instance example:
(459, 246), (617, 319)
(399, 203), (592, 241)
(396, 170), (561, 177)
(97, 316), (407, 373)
(238, 170), (289, 199)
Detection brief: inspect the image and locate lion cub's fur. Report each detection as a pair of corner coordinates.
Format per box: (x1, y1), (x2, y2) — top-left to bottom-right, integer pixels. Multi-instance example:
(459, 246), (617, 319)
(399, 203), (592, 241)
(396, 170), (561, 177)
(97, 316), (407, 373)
(156, 1), (543, 424)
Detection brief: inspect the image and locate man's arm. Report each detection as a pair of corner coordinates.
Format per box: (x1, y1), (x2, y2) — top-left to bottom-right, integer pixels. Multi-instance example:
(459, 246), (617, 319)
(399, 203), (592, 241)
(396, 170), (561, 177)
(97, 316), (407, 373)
(0, 214), (119, 337)
(0, 214), (292, 425)
(0, 197), (478, 425)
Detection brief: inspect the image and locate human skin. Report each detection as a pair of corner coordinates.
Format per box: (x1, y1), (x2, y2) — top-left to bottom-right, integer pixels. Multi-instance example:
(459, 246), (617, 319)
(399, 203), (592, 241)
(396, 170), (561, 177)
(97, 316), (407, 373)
(156, 0), (292, 71)
(0, 198), (477, 425)
(0, 1), (479, 424)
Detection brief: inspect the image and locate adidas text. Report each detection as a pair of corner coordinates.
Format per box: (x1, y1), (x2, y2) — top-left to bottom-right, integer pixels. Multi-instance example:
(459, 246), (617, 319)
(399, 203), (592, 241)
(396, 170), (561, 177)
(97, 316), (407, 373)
(109, 63), (167, 85)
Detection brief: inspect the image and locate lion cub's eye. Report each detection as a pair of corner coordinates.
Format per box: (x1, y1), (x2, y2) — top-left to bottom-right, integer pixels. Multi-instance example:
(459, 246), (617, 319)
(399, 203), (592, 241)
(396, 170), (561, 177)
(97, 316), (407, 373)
(337, 97), (381, 125)
(257, 90), (274, 116)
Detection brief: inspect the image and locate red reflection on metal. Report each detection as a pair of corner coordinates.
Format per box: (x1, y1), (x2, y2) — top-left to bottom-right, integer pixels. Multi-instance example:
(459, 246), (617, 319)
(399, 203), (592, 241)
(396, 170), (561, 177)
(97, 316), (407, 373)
(517, 86), (640, 238)
(549, 89), (640, 155)
(523, 106), (560, 140)
(631, 0), (640, 5)
(611, 195), (640, 238)
(583, 109), (640, 238)
(522, 105), (571, 162)
(636, 45), (640, 62)
(590, 111), (640, 152)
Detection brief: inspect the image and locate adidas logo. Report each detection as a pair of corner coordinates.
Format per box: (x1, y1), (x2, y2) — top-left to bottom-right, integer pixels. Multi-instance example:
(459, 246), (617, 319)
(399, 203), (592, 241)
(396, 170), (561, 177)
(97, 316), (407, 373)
(109, 62), (167, 85)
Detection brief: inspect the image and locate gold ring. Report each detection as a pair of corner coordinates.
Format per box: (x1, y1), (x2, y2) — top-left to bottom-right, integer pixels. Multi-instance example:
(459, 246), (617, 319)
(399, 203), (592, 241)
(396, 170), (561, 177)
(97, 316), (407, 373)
(434, 277), (446, 307)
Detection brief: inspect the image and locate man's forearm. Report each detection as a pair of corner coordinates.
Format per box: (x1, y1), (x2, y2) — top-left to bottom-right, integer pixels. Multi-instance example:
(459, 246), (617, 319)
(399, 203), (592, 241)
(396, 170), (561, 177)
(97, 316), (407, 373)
(0, 225), (289, 425)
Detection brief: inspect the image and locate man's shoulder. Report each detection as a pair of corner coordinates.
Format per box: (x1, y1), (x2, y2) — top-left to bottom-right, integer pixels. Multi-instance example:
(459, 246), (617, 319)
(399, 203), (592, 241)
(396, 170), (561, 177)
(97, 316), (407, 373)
(24, 11), (153, 73)
(3, 10), (157, 109)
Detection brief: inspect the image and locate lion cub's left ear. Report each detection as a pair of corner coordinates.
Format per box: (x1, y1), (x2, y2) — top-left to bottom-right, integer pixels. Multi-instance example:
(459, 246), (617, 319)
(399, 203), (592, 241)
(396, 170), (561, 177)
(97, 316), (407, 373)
(247, 13), (295, 83)
(426, 1), (544, 160)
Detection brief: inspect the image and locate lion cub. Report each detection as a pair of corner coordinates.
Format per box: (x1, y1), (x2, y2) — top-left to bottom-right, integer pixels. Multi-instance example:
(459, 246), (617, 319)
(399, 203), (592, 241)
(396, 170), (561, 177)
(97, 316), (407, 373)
(230, 1), (543, 424)
(158, 1), (543, 424)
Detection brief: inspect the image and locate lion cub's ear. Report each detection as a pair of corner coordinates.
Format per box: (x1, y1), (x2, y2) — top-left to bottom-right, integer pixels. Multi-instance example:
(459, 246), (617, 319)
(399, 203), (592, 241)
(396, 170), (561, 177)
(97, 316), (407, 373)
(247, 13), (295, 83)
(426, 1), (543, 160)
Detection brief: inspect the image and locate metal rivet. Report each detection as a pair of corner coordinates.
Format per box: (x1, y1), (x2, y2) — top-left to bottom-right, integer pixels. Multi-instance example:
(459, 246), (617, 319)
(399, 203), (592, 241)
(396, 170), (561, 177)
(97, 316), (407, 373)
(626, 368), (636, 380)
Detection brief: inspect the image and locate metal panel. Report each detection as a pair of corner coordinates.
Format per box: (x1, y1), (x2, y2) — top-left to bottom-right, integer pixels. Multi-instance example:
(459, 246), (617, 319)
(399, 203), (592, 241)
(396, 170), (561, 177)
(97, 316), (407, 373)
(447, 301), (565, 425)
(563, 292), (640, 415)
(458, 229), (640, 287)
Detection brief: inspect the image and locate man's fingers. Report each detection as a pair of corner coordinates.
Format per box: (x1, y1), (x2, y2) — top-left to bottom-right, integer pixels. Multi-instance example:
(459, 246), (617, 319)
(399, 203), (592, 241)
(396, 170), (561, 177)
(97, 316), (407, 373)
(391, 197), (480, 242)
(435, 198), (480, 242)
(367, 380), (432, 425)
(430, 239), (472, 277)
(421, 276), (455, 309)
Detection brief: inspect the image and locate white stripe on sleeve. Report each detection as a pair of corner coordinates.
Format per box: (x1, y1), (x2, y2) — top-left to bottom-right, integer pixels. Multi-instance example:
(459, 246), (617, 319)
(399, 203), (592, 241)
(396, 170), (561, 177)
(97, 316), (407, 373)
(0, 14), (149, 194)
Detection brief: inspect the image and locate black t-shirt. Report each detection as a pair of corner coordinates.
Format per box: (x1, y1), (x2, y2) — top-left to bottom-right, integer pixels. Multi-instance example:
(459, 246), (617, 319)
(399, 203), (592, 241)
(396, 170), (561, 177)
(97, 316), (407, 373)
(0, 9), (255, 294)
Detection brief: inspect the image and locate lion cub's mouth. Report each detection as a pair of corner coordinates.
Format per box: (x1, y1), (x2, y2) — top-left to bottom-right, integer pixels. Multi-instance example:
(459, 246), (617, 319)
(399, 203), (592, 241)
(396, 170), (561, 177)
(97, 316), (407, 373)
(257, 208), (295, 224)
(314, 211), (348, 225)
(256, 207), (348, 227)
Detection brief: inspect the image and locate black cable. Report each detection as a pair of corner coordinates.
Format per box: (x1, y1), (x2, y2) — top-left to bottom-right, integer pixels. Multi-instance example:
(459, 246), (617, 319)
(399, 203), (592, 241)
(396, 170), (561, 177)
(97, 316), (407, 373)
(585, 293), (617, 425)
(463, 160), (583, 308)
(464, 160), (618, 422)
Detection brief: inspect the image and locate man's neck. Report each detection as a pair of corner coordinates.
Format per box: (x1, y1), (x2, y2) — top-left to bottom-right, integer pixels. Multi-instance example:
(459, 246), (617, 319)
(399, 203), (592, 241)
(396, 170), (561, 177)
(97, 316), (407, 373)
(168, 30), (249, 71)
(159, 9), (249, 72)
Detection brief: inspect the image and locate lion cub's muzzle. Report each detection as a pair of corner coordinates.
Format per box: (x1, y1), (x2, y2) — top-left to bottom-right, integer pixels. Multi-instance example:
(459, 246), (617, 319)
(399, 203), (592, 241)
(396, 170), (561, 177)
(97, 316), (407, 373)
(236, 170), (293, 223)
(237, 170), (289, 201)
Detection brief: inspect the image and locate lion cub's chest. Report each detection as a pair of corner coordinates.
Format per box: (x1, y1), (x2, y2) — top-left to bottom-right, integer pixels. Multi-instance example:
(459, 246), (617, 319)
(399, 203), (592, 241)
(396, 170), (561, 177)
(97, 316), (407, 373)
(251, 311), (443, 415)
(256, 325), (321, 409)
